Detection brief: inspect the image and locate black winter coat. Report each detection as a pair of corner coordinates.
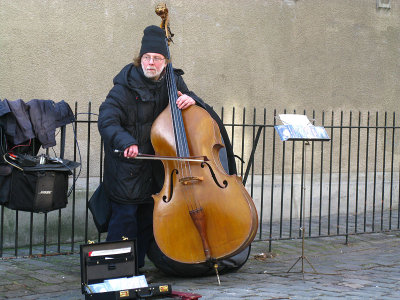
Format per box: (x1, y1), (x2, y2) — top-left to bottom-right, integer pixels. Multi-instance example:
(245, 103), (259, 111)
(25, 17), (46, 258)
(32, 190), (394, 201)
(98, 63), (204, 204)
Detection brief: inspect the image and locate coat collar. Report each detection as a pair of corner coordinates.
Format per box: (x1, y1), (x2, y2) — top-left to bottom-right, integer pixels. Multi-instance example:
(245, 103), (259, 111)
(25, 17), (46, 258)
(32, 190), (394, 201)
(128, 66), (166, 102)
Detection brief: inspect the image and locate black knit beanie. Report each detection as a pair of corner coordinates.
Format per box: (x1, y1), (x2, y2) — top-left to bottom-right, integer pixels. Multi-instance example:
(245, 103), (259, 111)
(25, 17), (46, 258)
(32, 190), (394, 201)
(139, 25), (168, 58)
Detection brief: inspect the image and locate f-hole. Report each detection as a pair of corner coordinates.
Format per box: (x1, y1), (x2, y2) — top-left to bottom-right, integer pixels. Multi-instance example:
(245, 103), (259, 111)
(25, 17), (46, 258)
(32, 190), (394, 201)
(162, 169), (179, 202)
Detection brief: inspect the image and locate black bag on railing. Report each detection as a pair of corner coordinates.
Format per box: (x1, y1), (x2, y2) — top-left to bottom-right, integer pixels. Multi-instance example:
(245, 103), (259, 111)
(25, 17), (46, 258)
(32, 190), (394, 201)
(0, 165), (12, 205)
(3, 158), (80, 213)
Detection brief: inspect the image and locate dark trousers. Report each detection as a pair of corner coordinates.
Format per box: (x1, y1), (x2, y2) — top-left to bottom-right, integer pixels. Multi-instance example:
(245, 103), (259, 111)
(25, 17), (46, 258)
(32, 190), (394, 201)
(106, 201), (154, 268)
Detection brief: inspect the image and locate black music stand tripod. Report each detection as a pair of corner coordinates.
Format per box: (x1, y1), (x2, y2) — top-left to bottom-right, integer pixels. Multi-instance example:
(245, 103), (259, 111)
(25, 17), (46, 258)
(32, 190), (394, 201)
(275, 114), (330, 277)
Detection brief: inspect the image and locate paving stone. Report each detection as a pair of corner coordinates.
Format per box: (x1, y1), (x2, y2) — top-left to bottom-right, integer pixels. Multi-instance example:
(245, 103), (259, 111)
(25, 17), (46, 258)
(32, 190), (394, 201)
(3, 289), (34, 299)
(0, 232), (399, 299)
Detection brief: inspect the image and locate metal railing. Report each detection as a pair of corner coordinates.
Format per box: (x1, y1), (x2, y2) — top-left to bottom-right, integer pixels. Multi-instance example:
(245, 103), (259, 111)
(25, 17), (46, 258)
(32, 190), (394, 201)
(1, 103), (399, 257)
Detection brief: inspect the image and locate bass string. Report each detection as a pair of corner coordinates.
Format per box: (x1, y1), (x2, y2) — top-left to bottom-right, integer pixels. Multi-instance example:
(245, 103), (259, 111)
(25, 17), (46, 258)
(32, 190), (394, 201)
(167, 64), (197, 211)
(164, 42), (186, 157)
(165, 61), (201, 212)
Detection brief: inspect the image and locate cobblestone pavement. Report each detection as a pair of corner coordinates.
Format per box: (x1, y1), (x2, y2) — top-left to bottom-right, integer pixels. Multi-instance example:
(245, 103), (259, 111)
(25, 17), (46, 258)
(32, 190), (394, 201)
(0, 232), (399, 299)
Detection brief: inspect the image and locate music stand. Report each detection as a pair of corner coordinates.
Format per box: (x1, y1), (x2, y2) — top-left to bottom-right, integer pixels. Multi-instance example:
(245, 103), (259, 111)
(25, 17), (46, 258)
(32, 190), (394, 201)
(275, 114), (330, 277)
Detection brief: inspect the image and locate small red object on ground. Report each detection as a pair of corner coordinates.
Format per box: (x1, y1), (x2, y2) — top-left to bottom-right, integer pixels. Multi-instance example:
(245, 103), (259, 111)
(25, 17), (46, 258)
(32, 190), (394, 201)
(170, 290), (202, 299)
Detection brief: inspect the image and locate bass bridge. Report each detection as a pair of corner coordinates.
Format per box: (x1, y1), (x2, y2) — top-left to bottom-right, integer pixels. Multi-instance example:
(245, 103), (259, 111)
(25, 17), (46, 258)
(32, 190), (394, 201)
(179, 176), (203, 185)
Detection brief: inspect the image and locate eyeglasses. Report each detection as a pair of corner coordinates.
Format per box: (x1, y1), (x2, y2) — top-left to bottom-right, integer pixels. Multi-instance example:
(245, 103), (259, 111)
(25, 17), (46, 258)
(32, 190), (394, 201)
(142, 55), (165, 62)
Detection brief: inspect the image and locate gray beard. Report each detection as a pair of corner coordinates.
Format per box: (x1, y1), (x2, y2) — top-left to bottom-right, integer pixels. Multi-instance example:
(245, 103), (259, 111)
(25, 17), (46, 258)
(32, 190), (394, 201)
(141, 63), (164, 80)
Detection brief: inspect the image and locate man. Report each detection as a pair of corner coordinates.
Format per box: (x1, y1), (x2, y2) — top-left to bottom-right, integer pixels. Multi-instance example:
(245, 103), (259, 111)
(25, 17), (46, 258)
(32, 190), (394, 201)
(98, 25), (204, 268)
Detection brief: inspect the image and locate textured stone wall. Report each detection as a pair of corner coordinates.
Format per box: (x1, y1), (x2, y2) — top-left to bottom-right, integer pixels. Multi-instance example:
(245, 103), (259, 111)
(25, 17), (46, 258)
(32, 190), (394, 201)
(1, 0), (399, 113)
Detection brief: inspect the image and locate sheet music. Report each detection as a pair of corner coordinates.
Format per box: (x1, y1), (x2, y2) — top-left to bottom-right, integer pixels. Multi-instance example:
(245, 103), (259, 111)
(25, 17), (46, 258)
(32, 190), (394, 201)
(88, 247), (131, 257)
(86, 275), (148, 294)
(279, 114), (311, 126)
(275, 114), (330, 141)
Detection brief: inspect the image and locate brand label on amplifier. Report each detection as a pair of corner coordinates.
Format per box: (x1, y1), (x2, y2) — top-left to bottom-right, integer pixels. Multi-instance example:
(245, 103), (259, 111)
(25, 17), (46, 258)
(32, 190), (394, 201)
(39, 191), (52, 195)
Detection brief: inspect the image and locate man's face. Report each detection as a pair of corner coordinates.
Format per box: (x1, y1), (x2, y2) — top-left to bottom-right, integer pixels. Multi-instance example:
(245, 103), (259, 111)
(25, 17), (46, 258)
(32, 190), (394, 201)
(141, 53), (167, 80)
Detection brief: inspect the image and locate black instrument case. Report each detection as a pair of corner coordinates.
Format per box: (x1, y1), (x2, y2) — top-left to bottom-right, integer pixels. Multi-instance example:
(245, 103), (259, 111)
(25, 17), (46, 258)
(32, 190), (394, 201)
(80, 240), (171, 299)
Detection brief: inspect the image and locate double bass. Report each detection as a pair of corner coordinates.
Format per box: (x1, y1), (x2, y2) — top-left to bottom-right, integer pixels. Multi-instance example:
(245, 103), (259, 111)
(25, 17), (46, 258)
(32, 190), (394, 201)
(150, 3), (258, 271)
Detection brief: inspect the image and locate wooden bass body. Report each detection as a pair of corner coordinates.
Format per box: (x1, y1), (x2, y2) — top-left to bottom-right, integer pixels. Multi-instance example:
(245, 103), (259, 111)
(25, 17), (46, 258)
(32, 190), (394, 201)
(151, 104), (258, 264)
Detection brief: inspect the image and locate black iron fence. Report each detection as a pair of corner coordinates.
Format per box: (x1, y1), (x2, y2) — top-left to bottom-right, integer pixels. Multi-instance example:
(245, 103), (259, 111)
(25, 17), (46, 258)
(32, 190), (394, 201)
(1, 103), (399, 257)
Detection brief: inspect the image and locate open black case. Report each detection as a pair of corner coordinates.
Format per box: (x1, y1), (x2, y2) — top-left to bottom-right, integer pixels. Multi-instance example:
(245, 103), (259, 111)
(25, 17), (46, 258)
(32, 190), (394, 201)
(80, 240), (171, 299)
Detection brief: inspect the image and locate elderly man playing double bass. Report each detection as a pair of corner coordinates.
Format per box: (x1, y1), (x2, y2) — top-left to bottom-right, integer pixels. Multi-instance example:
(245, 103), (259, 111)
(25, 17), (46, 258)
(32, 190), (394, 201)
(98, 25), (204, 269)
